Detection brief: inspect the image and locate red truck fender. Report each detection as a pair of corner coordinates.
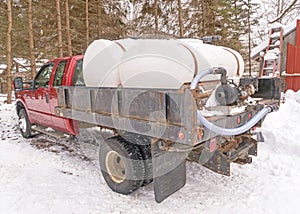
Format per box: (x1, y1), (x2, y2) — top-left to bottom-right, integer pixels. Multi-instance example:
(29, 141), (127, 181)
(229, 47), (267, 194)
(15, 98), (34, 124)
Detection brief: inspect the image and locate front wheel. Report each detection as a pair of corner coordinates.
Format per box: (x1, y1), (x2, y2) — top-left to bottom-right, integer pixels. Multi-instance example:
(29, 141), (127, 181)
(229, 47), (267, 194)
(18, 108), (32, 138)
(99, 136), (145, 195)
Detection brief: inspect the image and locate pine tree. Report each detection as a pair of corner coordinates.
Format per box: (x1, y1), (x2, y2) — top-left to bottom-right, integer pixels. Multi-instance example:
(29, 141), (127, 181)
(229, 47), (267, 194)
(6, 0), (13, 104)
(65, 0), (73, 56)
(129, 0), (180, 37)
(32, 1), (58, 59)
(28, 0), (36, 78)
(0, 2), (9, 64)
(85, 0), (89, 49)
(56, 0), (63, 57)
(178, 0), (184, 38)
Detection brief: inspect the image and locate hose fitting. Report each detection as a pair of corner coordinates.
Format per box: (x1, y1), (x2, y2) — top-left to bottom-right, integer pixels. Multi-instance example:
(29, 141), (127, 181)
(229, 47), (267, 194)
(212, 67), (227, 85)
(267, 104), (279, 112)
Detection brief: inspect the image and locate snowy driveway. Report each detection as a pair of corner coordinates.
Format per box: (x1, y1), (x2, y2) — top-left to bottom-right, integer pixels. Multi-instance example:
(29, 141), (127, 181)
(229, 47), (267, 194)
(1, 91), (300, 213)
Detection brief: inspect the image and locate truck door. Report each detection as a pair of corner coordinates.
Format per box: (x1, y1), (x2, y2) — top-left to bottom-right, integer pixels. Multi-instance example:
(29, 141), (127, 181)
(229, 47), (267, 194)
(49, 59), (68, 132)
(62, 57), (84, 135)
(26, 62), (54, 127)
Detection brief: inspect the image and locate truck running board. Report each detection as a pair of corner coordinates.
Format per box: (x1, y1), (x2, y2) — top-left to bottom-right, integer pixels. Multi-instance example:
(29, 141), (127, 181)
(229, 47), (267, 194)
(31, 125), (72, 140)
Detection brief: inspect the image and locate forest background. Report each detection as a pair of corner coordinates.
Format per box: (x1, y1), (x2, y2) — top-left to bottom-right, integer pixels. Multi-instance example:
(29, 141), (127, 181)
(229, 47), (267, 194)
(1, 0), (299, 103)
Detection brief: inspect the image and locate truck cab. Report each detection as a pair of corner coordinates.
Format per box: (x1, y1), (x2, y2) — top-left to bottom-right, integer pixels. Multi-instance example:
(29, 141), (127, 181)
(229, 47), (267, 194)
(14, 55), (83, 137)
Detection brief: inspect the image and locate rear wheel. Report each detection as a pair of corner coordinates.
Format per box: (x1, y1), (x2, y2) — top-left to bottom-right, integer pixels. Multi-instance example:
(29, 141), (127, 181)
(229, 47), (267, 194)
(99, 136), (145, 195)
(121, 133), (153, 186)
(18, 108), (32, 138)
(138, 144), (153, 186)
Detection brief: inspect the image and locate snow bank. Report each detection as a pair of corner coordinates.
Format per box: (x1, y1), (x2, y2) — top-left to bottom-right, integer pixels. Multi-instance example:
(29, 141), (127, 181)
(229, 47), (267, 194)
(261, 90), (300, 158)
(285, 89), (300, 103)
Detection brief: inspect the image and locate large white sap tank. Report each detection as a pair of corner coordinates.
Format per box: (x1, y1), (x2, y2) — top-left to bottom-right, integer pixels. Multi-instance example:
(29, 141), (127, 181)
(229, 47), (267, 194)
(180, 39), (244, 77)
(83, 38), (245, 89)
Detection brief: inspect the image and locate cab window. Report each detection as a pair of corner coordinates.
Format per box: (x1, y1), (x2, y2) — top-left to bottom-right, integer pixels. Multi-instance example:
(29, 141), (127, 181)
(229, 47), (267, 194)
(35, 63), (54, 88)
(72, 59), (85, 86)
(53, 60), (67, 87)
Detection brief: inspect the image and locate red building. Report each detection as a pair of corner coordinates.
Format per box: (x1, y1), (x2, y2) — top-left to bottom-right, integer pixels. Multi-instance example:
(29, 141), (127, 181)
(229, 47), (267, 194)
(285, 20), (300, 92)
(251, 19), (300, 92)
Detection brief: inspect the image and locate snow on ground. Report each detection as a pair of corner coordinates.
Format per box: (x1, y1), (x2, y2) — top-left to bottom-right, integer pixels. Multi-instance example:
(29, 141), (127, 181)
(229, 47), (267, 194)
(0, 92), (300, 213)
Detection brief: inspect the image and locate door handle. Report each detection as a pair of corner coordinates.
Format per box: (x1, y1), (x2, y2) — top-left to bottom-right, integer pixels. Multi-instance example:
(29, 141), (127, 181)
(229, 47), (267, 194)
(45, 94), (49, 103)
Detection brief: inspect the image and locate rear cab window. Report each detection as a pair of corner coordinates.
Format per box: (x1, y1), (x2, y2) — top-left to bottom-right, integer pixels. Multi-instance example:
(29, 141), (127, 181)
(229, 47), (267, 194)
(53, 60), (68, 87)
(72, 59), (85, 86)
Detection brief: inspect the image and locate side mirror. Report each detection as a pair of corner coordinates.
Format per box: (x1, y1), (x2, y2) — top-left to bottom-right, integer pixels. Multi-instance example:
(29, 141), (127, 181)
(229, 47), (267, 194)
(14, 77), (23, 90)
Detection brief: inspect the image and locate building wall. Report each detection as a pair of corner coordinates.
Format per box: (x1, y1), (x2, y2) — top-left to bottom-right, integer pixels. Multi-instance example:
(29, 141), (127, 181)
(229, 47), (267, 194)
(285, 20), (300, 92)
(282, 31), (296, 72)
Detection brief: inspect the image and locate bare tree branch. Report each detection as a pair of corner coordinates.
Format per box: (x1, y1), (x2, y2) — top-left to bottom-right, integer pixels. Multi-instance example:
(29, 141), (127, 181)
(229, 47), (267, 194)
(269, 0), (298, 23)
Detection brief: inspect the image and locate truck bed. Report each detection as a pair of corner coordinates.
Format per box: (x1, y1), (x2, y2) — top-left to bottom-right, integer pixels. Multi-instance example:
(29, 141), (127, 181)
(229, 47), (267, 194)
(55, 86), (275, 146)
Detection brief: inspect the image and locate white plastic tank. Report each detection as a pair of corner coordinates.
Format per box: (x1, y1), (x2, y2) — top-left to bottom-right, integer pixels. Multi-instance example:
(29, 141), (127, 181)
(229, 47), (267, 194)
(117, 39), (213, 89)
(83, 38), (245, 89)
(180, 39), (244, 77)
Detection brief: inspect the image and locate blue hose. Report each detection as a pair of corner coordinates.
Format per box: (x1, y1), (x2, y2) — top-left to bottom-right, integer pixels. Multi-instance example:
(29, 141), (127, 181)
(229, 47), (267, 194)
(191, 68), (273, 136)
(197, 107), (271, 136)
(190, 69), (214, 89)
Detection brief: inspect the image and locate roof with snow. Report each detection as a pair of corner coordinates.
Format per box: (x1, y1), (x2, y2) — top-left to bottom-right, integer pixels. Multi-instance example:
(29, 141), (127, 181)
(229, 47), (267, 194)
(251, 21), (297, 59)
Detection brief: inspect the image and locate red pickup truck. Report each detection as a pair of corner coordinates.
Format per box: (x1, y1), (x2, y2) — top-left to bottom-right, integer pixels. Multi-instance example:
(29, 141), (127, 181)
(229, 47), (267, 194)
(13, 39), (280, 203)
(14, 55), (83, 138)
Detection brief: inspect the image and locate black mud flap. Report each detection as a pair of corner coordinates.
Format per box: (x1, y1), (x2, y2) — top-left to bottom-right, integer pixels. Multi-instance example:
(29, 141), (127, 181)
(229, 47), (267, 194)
(152, 143), (188, 203)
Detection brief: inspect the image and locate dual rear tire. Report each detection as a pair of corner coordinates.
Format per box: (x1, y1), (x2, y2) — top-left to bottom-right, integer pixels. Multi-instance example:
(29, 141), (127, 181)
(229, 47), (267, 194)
(99, 135), (152, 195)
